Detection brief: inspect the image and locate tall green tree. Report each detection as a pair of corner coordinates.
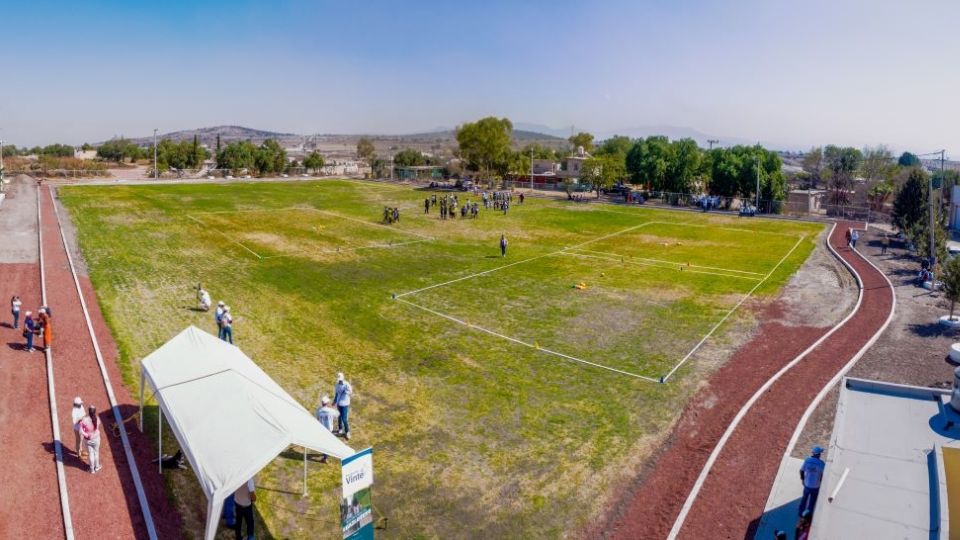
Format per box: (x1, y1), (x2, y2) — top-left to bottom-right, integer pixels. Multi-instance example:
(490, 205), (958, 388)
(216, 141), (257, 171)
(568, 132), (595, 153)
(303, 151), (325, 171)
(898, 151), (921, 168)
(823, 145), (863, 205)
(942, 255), (960, 320)
(392, 148), (427, 167)
(625, 136), (671, 188)
(801, 147), (824, 189)
(356, 137), (376, 163)
(456, 117), (513, 181)
(665, 138), (702, 194)
(255, 139), (287, 175)
(580, 155), (626, 197)
(892, 168), (929, 233)
(594, 135), (632, 160)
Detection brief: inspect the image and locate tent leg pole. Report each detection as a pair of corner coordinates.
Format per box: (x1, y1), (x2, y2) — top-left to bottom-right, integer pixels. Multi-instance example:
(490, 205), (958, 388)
(303, 446), (307, 497)
(158, 407), (162, 475)
(138, 367), (144, 432)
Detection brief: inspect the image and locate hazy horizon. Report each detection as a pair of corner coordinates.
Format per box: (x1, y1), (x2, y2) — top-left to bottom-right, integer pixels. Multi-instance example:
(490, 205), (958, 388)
(1, 0), (958, 156)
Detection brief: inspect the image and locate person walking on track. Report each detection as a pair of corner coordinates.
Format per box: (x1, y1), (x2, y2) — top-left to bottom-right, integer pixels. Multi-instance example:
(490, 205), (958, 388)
(233, 477), (257, 540)
(334, 373), (353, 440)
(851, 229), (859, 249)
(500, 234), (508, 257)
(798, 445), (825, 516)
(881, 234), (890, 255)
(22, 311), (36, 352)
(71, 396), (86, 459)
(80, 405), (102, 473)
(221, 306), (234, 344)
(10, 295), (22, 329)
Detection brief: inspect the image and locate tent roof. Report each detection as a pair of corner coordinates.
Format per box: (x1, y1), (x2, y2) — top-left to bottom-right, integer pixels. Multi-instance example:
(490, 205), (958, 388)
(141, 326), (355, 500)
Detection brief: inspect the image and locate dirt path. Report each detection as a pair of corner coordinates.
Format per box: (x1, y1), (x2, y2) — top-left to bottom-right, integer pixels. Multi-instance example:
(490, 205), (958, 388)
(605, 221), (894, 538)
(0, 177), (65, 538)
(40, 186), (182, 539)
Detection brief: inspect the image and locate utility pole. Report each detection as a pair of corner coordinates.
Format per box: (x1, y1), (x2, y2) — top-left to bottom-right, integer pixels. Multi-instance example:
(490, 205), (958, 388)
(927, 151), (941, 274)
(707, 139), (719, 150)
(153, 128), (158, 180)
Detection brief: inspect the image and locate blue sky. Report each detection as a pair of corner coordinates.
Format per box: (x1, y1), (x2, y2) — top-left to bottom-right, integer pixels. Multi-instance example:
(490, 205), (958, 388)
(1, 0), (958, 155)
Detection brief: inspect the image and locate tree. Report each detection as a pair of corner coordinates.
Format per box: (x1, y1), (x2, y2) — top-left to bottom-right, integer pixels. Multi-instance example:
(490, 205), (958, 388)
(801, 147), (824, 189)
(568, 132), (594, 153)
(665, 138), (702, 194)
(392, 148), (427, 168)
(96, 138), (140, 162)
(892, 168), (928, 233)
(216, 141), (257, 171)
(1, 144), (18, 158)
(594, 135), (632, 160)
(255, 139), (287, 175)
(456, 117), (513, 182)
(823, 145), (863, 205)
(303, 151), (325, 171)
(942, 256), (960, 321)
(520, 143), (560, 160)
(356, 137), (376, 163)
(898, 152), (920, 168)
(580, 155), (625, 197)
(625, 136), (671, 188)
(860, 146), (895, 184)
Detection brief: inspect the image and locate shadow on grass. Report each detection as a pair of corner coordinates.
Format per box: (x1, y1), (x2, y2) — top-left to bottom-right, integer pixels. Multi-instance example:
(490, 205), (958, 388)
(908, 322), (960, 338)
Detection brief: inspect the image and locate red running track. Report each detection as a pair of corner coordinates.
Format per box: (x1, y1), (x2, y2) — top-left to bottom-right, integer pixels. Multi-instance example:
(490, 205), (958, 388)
(605, 221), (894, 538)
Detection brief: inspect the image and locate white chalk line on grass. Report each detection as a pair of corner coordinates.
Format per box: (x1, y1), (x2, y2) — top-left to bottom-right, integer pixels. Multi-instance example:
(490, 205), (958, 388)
(260, 238), (430, 259)
(560, 251), (764, 282)
(184, 214), (264, 260)
(304, 207), (434, 241)
(395, 221), (658, 299)
(660, 234), (806, 383)
(569, 248), (765, 276)
(50, 186), (159, 540)
(582, 206), (800, 238)
(396, 298), (661, 382)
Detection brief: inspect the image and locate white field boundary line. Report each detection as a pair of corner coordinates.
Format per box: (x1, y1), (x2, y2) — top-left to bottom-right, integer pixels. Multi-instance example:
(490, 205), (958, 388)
(569, 248), (765, 276)
(763, 223), (896, 516)
(37, 185), (75, 540)
(580, 206), (800, 238)
(184, 214), (264, 260)
(49, 186), (159, 540)
(259, 238), (429, 259)
(560, 251), (763, 282)
(667, 224), (864, 539)
(395, 221), (659, 299)
(661, 234), (806, 383)
(304, 208), (434, 241)
(396, 298), (661, 382)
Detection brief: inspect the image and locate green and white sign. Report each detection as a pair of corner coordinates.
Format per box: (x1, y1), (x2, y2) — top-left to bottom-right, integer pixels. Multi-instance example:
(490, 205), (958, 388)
(340, 447), (374, 540)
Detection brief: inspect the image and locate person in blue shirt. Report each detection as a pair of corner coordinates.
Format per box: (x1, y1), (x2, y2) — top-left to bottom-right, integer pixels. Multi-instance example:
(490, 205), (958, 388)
(799, 446), (826, 516)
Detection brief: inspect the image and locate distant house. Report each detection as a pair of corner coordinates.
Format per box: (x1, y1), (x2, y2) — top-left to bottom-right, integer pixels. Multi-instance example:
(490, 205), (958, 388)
(559, 146), (591, 181)
(74, 149), (97, 160)
(532, 159), (559, 175)
(787, 189), (826, 214)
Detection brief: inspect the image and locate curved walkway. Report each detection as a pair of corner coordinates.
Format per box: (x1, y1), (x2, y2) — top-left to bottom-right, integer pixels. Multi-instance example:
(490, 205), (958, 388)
(606, 221), (895, 538)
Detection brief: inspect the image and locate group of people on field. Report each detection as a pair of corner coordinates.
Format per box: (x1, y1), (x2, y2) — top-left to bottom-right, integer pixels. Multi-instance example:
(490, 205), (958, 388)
(10, 295), (53, 353)
(382, 206), (401, 224)
(195, 284), (236, 344)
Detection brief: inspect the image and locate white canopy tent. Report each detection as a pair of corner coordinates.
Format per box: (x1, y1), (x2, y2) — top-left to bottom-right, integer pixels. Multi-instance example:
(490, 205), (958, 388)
(139, 326), (355, 540)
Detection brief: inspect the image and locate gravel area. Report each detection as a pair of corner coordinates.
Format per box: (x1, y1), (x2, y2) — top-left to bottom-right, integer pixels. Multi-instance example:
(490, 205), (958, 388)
(0, 175), (39, 263)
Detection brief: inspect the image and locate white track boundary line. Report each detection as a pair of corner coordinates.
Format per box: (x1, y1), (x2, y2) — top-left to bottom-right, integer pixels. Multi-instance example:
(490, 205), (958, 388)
(37, 184), (75, 540)
(666, 224), (867, 539)
(49, 186), (159, 540)
(184, 214), (263, 260)
(396, 298), (660, 382)
(560, 251), (763, 282)
(569, 248), (765, 276)
(762, 224), (897, 518)
(395, 221), (657, 298)
(661, 234), (806, 383)
(581, 206), (799, 238)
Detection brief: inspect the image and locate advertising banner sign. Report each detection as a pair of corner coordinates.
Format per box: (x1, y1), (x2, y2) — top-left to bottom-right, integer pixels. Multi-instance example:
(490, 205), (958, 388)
(341, 447), (374, 540)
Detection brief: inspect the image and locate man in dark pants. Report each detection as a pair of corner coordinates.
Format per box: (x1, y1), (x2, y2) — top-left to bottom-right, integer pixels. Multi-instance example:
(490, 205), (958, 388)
(500, 234), (507, 257)
(798, 446), (825, 516)
(234, 478), (256, 540)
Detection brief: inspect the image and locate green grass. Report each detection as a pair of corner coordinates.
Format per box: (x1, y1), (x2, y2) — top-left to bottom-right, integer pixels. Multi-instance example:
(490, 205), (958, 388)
(58, 180), (823, 539)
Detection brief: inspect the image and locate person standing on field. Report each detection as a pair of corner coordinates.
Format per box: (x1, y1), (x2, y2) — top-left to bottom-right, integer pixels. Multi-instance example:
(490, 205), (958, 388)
(424, 198), (430, 214)
(10, 295), (22, 329)
(334, 373), (352, 440)
(315, 395), (340, 463)
(71, 397), (86, 458)
(215, 301), (225, 339)
(500, 234), (507, 257)
(80, 405), (102, 473)
(221, 306), (233, 344)
(798, 446), (825, 516)
(233, 477), (257, 540)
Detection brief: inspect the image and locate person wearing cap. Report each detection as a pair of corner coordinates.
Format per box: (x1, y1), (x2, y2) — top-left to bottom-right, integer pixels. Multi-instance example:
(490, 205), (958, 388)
(315, 396), (340, 463)
(215, 301), (226, 339)
(799, 446), (825, 516)
(334, 373), (352, 440)
(71, 397), (86, 458)
(221, 306), (233, 344)
(22, 311), (36, 352)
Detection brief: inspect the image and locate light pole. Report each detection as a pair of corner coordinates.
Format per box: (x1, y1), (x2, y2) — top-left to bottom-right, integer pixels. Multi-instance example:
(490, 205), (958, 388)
(153, 128), (158, 179)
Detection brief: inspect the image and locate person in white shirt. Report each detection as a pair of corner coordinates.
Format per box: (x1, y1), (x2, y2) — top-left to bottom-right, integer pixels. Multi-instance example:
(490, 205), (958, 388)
(315, 396), (340, 463)
(71, 396), (86, 458)
(233, 478), (256, 540)
(198, 288), (211, 312)
(221, 306), (233, 344)
(334, 373), (352, 440)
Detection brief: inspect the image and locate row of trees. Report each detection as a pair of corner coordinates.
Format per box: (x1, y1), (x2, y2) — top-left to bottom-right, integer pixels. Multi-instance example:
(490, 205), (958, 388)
(3, 143), (76, 158)
(215, 139), (288, 174)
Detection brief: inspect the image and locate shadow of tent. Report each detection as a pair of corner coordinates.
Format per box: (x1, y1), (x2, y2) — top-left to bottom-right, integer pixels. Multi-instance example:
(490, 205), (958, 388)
(749, 497), (801, 540)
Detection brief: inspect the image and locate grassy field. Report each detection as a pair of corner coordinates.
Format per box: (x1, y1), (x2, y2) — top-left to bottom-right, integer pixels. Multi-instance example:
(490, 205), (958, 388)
(58, 180), (823, 539)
